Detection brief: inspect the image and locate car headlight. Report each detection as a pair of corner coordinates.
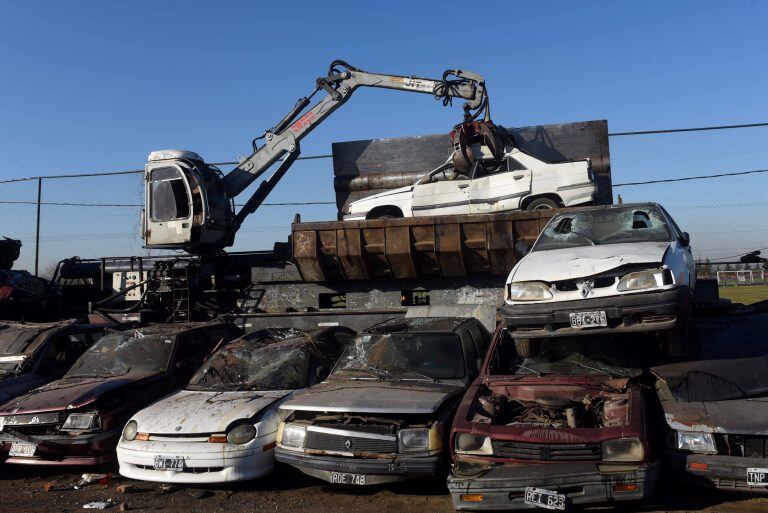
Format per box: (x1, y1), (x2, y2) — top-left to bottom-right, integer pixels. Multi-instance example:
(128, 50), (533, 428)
(617, 270), (667, 292)
(455, 433), (493, 455)
(280, 423), (307, 448)
(227, 423), (257, 445)
(122, 420), (138, 441)
(602, 437), (645, 462)
(506, 281), (552, 301)
(62, 413), (99, 431)
(398, 428), (430, 453)
(676, 432), (716, 453)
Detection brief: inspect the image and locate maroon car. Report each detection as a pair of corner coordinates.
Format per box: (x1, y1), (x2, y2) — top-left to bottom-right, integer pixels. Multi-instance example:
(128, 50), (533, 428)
(447, 328), (660, 510)
(0, 321), (241, 465)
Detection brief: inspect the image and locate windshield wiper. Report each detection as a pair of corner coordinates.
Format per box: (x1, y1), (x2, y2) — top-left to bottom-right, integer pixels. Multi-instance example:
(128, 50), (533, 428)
(514, 363), (542, 377)
(568, 230), (598, 246)
(567, 359), (616, 378)
(350, 365), (392, 380)
(389, 366), (438, 382)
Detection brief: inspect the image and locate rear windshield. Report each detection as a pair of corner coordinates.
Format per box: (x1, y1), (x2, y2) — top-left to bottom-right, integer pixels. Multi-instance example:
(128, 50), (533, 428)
(188, 339), (309, 391)
(65, 331), (174, 378)
(333, 332), (465, 380)
(533, 206), (671, 252)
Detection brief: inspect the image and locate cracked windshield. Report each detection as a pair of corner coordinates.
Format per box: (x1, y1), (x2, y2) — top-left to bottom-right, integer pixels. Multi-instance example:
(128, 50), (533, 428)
(188, 340), (309, 391)
(65, 332), (173, 378)
(334, 333), (464, 381)
(533, 206), (671, 251)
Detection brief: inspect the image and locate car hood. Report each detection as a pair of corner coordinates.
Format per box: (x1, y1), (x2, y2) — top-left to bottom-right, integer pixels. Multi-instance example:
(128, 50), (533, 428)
(281, 379), (463, 414)
(350, 186), (413, 207)
(653, 355), (768, 435)
(0, 372), (159, 414)
(131, 389), (293, 434)
(510, 241), (670, 283)
(0, 374), (47, 405)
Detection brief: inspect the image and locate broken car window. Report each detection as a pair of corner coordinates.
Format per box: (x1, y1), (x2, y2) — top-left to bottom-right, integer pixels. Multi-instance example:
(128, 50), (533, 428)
(333, 333), (465, 380)
(187, 339), (309, 391)
(65, 332), (174, 378)
(533, 206), (672, 252)
(0, 327), (43, 375)
(150, 167), (190, 221)
(490, 334), (644, 378)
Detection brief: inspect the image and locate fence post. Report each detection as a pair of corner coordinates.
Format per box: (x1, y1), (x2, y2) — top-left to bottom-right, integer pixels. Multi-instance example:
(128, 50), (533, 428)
(34, 177), (42, 276)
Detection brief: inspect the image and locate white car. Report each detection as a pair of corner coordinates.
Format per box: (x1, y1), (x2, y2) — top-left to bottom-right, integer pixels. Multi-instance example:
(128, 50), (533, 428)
(116, 327), (353, 484)
(500, 203), (695, 351)
(343, 148), (596, 220)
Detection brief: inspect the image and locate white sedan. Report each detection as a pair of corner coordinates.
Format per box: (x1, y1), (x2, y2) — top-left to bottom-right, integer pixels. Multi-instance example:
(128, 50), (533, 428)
(500, 203), (695, 352)
(116, 327), (352, 483)
(343, 148), (596, 220)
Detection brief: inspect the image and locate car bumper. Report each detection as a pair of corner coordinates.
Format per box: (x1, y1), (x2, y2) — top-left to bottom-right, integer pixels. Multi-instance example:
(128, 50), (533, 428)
(500, 288), (691, 338)
(0, 429), (120, 465)
(448, 461), (660, 510)
(668, 452), (768, 493)
(275, 447), (446, 485)
(117, 436), (275, 484)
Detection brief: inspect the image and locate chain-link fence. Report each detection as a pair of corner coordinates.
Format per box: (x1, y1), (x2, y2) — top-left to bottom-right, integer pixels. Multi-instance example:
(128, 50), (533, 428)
(2, 123), (768, 304)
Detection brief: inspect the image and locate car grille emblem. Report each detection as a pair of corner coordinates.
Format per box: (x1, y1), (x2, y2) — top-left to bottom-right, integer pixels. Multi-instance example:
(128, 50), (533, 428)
(344, 439), (353, 450)
(578, 281), (593, 298)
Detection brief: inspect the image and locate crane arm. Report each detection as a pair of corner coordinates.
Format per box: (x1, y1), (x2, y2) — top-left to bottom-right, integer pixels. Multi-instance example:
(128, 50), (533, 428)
(223, 60), (489, 221)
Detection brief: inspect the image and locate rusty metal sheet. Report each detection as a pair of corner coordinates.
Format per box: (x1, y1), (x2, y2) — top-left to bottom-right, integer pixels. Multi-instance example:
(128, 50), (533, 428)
(292, 209), (557, 283)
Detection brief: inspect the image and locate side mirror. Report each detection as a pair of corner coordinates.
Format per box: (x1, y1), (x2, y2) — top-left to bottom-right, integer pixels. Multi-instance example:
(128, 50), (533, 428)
(514, 240), (531, 257)
(680, 232), (690, 247)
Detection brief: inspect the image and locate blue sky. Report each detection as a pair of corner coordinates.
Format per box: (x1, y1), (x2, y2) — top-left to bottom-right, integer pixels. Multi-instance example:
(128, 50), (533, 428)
(1, 1), (767, 270)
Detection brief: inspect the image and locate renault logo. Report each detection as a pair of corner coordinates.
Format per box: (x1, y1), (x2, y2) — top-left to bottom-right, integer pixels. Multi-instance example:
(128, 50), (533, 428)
(344, 439), (353, 450)
(578, 280), (593, 299)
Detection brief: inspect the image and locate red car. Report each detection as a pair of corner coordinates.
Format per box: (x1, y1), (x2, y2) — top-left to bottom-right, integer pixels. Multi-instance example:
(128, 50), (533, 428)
(447, 328), (660, 510)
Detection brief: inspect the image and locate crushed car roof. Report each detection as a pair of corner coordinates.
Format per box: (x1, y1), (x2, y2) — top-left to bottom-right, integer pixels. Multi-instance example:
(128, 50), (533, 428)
(0, 320), (79, 355)
(365, 317), (470, 334)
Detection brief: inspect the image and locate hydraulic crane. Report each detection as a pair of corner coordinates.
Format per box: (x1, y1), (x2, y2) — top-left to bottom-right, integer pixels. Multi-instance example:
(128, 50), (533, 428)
(142, 60), (493, 254)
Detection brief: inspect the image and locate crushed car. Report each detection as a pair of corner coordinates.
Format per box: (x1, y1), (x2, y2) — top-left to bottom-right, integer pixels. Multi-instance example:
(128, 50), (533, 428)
(275, 317), (490, 485)
(0, 321), (241, 465)
(342, 145), (595, 220)
(501, 203), (695, 355)
(653, 354), (768, 492)
(116, 326), (354, 483)
(448, 329), (660, 510)
(0, 320), (112, 404)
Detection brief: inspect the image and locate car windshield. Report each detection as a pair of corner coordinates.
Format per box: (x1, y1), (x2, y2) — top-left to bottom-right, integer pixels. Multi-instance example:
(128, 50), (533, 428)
(333, 332), (464, 381)
(489, 333), (645, 379)
(417, 161), (466, 184)
(65, 331), (174, 378)
(187, 339), (309, 391)
(533, 206), (671, 252)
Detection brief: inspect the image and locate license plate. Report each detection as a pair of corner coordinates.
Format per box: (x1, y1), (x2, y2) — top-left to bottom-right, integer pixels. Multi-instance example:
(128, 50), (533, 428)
(569, 311), (607, 328)
(329, 472), (366, 485)
(524, 487), (566, 511)
(9, 442), (37, 457)
(747, 468), (768, 487)
(153, 456), (185, 471)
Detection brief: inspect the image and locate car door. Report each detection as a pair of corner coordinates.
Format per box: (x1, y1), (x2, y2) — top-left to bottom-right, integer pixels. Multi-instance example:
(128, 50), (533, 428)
(410, 170), (471, 216)
(469, 157), (532, 214)
(659, 207), (695, 287)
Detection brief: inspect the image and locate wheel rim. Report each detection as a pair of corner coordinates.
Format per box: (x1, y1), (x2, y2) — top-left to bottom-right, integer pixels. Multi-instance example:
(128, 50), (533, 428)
(533, 204), (553, 210)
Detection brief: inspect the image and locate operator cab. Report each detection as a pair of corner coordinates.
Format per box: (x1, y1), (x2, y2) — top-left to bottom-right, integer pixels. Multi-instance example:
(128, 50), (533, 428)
(143, 150), (235, 253)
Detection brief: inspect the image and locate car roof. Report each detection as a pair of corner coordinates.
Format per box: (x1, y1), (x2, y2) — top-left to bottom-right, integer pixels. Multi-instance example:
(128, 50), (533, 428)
(364, 317), (472, 334)
(556, 202), (662, 213)
(0, 320), (80, 355)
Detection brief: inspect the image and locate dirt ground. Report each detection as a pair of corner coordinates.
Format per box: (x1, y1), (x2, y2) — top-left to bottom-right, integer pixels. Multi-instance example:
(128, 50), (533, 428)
(1, 463), (767, 513)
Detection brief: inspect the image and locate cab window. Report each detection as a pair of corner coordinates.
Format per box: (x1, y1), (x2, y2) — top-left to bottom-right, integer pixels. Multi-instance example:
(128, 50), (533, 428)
(39, 332), (89, 374)
(150, 167), (190, 222)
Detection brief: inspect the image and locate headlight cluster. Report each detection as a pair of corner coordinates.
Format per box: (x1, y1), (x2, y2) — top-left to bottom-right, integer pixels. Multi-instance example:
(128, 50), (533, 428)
(602, 437), (645, 462)
(227, 423), (257, 445)
(62, 413), (99, 431)
(280, 424), (307, 448)
(454, 433), (492, 455)
(675, 432), (716, 453)
(617, 269), (670, 292)
(506, 281), (552, 301)
(398, 428), (430, 453)
(122, 420), (138, 441)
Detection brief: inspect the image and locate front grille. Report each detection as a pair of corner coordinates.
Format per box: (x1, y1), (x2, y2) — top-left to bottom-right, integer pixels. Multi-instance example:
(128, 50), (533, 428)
(717, 434), (768, 458)
(304, 430), (397, 454)
(491, 440), (601, 461)
(313, 423), (396, 436)
(135, 464), (225, 474)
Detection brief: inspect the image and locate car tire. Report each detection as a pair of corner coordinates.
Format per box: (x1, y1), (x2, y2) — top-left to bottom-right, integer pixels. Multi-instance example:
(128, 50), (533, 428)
(514, 338), (540, 358)
(526, 197), (560, 211)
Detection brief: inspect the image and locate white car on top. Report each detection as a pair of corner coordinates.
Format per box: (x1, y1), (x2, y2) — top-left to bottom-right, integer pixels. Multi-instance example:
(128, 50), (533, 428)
(342, 147), (597, 220)
(500, 203), (695, 353)
(116, 327), (353, 483)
